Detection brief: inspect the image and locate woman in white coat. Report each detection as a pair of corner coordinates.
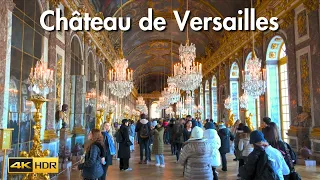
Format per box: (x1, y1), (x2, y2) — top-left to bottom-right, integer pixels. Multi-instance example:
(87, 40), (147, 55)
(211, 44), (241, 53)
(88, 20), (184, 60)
(204, 122), (221, 180)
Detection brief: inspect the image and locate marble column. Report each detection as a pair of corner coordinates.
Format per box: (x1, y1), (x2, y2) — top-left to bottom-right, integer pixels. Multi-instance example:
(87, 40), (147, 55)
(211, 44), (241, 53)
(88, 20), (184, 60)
(0, 0), (14, 129)
(44, 14), (57, 140)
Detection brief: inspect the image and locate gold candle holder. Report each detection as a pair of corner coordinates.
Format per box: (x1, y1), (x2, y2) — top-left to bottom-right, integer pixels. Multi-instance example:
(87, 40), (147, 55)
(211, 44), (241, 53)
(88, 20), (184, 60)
(20, 96), (50, 180)
(227, 109), (234, 127)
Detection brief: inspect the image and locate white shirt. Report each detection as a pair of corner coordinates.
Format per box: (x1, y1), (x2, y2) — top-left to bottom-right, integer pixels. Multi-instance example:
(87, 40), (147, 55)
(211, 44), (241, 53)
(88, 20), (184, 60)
(264, 145), (290, 180)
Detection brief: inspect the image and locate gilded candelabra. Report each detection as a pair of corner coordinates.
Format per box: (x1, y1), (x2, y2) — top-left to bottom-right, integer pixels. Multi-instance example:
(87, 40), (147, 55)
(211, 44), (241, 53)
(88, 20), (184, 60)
(240, 92), (254, 130)
(245, 112), (254, 131)
(22, 58), (53, 180)
(96, 109), (104, 129)
(224, 96), (234, 127)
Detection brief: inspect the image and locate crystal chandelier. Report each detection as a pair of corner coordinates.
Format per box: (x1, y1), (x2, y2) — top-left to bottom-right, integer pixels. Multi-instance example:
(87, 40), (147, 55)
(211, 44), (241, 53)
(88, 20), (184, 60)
(108, 99), (116, 113)
(159, 96), (169, 110)
(224, 96), (232, 110)
(108, 56), (134, 98)
(142, 104), (148, 115)
(165, 106), (175, 117)
(108, 0), (134, 98)
(242, 52), (266, 99)
(184, 93), (193, 110)
(85, 88), (96, 107)
(162, 77), (180, 105)
(193, 105), (203, 114)
(239, 92), (249, 109)
(97, 93), (108, 110)
(136, 96), (146, 111)
(172, 0), (202, 92)
(176, 101), (183, 114)
(27, 58), (54, 96)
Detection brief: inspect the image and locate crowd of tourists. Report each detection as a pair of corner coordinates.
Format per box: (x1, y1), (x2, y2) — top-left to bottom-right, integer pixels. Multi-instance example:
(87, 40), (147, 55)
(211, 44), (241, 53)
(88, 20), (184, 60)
(76, 114), (300, 180)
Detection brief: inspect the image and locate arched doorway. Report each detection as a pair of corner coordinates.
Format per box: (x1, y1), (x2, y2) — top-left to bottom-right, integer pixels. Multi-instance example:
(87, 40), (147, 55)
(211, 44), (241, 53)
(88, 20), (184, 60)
(211, 76), (218, 122)
(266, 36), (290, 142)
(230, 62), (240, 120)
(150, 101), (161, 119)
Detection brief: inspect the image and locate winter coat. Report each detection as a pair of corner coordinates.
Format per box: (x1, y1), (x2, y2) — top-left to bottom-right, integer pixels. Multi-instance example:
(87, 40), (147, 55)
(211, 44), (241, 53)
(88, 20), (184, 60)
(101, 131), (115, 166)
(234, 130), (244, 158)
(135, 119), (151, 142)
(203, 129), (221, 167)
(183, 128), (192, 142)
(78, 142), (104, 179)
(218, 127), (234, 154)
(172, 123), (184, 144)
(178, 139), (215, 180)
(238, 137), (253, 157)
(152, 127), (164, 154)
(118, 125), (131, 159)
(168, 123), (175, 143)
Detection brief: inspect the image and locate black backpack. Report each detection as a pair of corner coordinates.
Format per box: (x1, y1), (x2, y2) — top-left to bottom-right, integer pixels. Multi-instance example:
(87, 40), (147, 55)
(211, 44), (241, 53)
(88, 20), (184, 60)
(277, 141), (295, 171)
(255, 150), (280, 180)
(139, 124), (150, 139)
(115, 130), (123, 143)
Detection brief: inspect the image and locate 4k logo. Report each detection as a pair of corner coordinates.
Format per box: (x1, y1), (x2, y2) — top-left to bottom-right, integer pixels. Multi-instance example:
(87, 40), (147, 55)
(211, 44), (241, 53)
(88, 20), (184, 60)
(8, 158), (33, 173)
(8, 157), (58, 173)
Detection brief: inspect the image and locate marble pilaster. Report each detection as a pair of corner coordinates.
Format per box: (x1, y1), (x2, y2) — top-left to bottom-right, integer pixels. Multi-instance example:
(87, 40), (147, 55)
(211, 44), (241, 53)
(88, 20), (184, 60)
(72, 75), (85, 134)
(64, 31), (71, 110)
(44, 15), (57, 140)
(0, 0), (14, 129)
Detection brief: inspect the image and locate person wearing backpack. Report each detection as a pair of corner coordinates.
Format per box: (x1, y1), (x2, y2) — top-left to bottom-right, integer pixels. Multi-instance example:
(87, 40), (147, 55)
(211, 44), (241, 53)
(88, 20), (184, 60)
(218, 122), (235, 171)
(263, 123), (299, 180)
(135, 114), (151, 164)
(239, 130), (290, 180)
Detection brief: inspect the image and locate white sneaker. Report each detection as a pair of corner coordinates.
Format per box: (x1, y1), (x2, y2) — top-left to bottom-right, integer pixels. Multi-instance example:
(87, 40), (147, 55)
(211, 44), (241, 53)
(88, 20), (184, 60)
(155, 163), (160, 166)
(160, 164), (165, 168)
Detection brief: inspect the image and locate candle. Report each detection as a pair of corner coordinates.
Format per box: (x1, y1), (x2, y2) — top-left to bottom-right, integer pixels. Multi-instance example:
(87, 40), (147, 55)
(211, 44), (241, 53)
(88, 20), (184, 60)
(262, 68), (266, 80)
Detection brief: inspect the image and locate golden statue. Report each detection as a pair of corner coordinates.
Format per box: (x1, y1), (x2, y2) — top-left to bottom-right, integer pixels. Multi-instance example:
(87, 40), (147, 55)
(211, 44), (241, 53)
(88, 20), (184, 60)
(228, 113), (235, 127)
(246, 113), (254, 131)
(96, 109), (104, 129)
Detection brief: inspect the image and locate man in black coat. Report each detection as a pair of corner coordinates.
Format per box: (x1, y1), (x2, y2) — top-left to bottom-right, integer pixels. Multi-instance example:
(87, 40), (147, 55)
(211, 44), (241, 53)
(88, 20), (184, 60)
(118, 119), (132, 171)
(218, 123), (235, 171)
(135, 114), (151, 164)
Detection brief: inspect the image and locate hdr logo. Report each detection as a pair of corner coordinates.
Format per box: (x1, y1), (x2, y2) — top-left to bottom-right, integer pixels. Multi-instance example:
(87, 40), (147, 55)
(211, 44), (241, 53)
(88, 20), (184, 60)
(8, 157), (59, 173)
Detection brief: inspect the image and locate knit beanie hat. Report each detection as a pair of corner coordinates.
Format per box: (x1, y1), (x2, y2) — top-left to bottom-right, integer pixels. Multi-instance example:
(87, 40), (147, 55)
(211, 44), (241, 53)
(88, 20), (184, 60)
(189, 126), (204, 140)
(250, 130), (266, 144)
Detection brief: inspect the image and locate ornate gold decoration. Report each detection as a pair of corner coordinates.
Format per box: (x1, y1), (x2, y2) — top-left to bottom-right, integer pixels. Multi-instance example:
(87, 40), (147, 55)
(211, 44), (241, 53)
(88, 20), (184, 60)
(49, 0), (60, 9)
(219, 65), (226, 82)
(271, 43), (279, 49)
(20, 96), (50, 180)
(300, 54), (311, 112)
(226, 110), (234, 127)
(281, 10), (294, 29)
(269, 52), (276, 58)
(303, 0), (319, 12)
(203, 0), (304, 76)
(310, 127), (320, 139)
(56, 56), (62, 107)
(297, 10), (307, 37)
(96, 109), (104, 129)
(245, 112), (254, 131)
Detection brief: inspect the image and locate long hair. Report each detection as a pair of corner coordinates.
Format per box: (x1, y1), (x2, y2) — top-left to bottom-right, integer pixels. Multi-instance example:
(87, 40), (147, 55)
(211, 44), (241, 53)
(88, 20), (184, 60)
(85, 129), (105, 152)
(263, 125), (280, 148)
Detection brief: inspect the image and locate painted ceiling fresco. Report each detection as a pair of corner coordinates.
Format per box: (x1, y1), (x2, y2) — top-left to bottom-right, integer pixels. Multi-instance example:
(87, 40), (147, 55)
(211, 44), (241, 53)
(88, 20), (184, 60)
(90, 0), (250, 93)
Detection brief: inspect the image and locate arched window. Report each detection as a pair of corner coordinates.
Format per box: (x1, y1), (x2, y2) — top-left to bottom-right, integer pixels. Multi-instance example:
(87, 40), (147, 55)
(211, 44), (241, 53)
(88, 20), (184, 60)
(245, 52), (260, 129)
(230, 62), (240, 120)
(98, 62), (104, 93)
(205, 80), (210, 119)
(87, 52), (95, 90)
(8, 0), (44, 153)
(266, 36), (290, 142)
(211, 76), (218, 122)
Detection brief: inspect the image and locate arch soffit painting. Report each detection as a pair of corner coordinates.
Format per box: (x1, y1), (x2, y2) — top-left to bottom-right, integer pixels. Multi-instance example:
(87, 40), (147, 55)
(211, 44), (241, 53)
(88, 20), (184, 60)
(266, 35), (285, 62)
(230, 62), (239, 79)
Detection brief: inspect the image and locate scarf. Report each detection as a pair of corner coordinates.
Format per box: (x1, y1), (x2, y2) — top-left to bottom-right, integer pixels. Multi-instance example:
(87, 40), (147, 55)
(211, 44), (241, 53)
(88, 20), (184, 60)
(105, 131), (116, 155)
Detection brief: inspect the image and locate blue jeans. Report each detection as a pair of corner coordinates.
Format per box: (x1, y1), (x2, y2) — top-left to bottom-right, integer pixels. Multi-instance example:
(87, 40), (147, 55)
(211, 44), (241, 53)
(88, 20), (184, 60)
(139, 139), (150, 161)
(155, 154), (165, 165)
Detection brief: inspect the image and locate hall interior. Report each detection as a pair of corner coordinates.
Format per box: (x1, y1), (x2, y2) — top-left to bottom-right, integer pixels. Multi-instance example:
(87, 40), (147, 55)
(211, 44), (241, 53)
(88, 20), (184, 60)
(0, 0), (320, 179)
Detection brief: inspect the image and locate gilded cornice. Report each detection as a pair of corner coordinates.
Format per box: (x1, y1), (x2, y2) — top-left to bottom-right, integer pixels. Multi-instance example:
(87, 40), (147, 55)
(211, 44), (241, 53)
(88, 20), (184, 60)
(60, 0), (119, 68)
(302, 0), (319, 12)
(203, 0), (303, 76)
(141, 91), (162, 99)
